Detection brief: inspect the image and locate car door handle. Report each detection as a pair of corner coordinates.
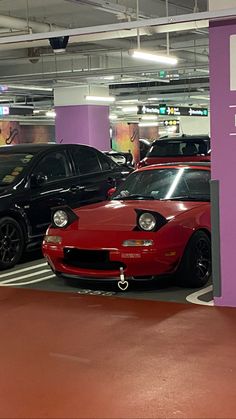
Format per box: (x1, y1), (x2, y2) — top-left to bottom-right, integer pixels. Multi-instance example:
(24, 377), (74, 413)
(70, 185), (85, 193)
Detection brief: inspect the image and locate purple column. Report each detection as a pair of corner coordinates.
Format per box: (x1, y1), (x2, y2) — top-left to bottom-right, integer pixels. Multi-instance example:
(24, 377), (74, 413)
(55, 104), (110, 151)
(210, 20), (236, 306)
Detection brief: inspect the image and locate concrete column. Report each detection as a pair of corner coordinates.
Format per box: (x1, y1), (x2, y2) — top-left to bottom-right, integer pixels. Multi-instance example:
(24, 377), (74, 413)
(54, 85), (111, 151)
(209, 17), (236, 306)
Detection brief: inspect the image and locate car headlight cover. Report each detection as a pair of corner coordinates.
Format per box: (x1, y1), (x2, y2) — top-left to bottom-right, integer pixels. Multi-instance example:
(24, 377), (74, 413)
(138, 212), (156, 231)
(53, 210), (69, 228)
(44, 235), (62, 244)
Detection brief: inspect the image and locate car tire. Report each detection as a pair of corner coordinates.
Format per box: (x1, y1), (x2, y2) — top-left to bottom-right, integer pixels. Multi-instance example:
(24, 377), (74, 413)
(177, 230), (211, 288)
(0, 217), (25, 270)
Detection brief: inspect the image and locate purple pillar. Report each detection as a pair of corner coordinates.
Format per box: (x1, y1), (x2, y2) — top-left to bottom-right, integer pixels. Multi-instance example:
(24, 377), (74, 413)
(55, 104), (110, 151)
(210, 20), (236, 306)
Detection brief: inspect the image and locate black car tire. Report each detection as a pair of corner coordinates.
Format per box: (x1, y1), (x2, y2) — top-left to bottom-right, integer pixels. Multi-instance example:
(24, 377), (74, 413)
(177, 230), (211, 288)
(0, 217), (25, 270)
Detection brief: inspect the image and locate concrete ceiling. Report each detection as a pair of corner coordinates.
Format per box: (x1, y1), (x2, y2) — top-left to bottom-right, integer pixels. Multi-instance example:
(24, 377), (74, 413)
(0, 0), (211, 121)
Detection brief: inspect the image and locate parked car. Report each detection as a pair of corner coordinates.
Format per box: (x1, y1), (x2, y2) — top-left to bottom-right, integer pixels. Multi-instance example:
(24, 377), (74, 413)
(0, 143), (131, 270)
(104, 150), (134, 168)
(43, 162), (211, 289)
(139, 135), (211, 167)
(139, 138), (151, 160)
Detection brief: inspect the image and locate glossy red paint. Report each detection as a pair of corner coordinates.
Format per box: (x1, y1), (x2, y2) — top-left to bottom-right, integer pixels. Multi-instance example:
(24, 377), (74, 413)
(139, 154), (211, 168)
(42, 164), (211, 281)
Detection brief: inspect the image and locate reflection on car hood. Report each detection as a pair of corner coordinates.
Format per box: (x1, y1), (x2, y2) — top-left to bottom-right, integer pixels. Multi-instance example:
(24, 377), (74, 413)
(73, 200), (208, 231)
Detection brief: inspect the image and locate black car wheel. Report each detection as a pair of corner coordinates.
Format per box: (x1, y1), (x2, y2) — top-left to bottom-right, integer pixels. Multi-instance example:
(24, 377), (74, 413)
(0, 217), (24, 270)
(177, 230), (211, 288)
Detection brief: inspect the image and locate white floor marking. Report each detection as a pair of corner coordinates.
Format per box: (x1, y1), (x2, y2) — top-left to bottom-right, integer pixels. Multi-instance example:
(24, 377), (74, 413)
(0, 274), (55, 286)
(0, 269), (52, 284)
(0, 262), (47, 279)
(186, 285), (214, 306)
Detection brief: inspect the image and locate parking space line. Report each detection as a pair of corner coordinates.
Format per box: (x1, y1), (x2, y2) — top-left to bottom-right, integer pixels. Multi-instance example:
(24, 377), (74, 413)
(0, 269), (52, 284)
(0, 262), (48, 279)
(0, 275), (56, 286)
(186, 285), (214, 306)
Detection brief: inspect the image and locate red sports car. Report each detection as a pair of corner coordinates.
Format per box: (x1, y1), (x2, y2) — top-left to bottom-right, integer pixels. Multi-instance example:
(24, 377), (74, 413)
(42, 163), (211, 290)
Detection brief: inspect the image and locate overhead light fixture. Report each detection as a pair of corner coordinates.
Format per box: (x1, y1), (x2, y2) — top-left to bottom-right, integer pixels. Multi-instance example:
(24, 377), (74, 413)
(103, 76), (115, 80)
(109, 114), (117, 120)
(139, 122), (159, 127)
(147, 97), (160, 101)
(49, 36), (69, 53)
(119, 99), (139, 104)
(85, 95), (115, 103)
(122, 106), (138, 113)
(7, 84), (52, 92)
(131, 50), (178, 65)
(141, 115), (158, 121)
(46, 110), (56, 118)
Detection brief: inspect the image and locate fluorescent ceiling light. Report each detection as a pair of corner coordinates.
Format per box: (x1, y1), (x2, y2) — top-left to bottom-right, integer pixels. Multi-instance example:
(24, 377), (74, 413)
(7, 84), (53, 92)
(131, 50), (178, 66)
(122, 106), (138, 113)
(103, 76), (115, 80)
(190, 95), (210, 101)
(46, 110), (56, 118)
(119, 99), (139, 103)
(139, 122), (159, 127)
(141, 115), (158, 121)
(85, 95), (115, 103)
(109, 114), (117, 120)
(147, 97), (160, 101)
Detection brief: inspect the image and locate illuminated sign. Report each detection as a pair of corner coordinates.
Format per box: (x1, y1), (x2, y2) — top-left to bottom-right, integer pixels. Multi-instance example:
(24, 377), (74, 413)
(161, 120), (180, 126)
(138, 105), (208, 117)
(0, 106), (9, 116)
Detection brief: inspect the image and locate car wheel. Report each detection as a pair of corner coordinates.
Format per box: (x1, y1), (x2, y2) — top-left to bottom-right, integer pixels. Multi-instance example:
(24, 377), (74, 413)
(0, 217), (24, 270)
(177, 230), (211, 288)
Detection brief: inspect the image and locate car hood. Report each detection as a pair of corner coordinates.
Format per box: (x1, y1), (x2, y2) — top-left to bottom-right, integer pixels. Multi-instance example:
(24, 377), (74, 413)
(73, 200), (208, 231)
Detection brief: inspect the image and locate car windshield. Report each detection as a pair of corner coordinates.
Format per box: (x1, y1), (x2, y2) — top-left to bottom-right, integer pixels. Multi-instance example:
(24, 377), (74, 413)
(0, 153), (34, 185)
(147, 140), (209, 157)
(112, 168), (210, 201)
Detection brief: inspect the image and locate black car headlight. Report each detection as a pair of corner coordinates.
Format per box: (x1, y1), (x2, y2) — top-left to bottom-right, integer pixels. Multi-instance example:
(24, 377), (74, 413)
(138, 213), (157, 231)
(51, 206), (78, 228)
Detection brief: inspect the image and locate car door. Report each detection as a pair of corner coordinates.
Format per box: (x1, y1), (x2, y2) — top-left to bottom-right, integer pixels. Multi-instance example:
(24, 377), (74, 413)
(25, 149), (77, 237)
(96, 151), (131, 190)
(69, 145), (113, 205)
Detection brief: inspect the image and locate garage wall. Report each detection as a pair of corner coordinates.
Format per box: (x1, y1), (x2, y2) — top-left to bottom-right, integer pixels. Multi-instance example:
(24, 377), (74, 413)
(179, 115), (210, 135)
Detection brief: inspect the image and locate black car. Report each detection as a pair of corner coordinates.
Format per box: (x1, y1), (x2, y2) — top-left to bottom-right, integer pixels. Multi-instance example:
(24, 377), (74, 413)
(0, 143), (131, 269)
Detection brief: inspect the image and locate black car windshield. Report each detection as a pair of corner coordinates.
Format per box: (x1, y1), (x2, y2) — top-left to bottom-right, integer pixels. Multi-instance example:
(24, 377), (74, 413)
(112, 168), (210, 201)
(0, 153), (34, 185)
(147, 140), (209, 157)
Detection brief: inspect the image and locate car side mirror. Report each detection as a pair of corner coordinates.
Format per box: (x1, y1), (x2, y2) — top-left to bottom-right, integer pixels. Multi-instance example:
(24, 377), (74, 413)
(30, 173), (47, 188)
(107, 187), (116, 198)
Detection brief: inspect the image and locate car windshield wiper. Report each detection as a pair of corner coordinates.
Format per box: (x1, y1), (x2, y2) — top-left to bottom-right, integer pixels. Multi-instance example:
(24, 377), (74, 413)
(162, 195), (210, 202)
(113, 194), (155, 200)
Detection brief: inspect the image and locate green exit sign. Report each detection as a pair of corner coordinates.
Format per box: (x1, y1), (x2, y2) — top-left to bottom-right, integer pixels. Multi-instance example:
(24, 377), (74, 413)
(159, 70), (167, 78)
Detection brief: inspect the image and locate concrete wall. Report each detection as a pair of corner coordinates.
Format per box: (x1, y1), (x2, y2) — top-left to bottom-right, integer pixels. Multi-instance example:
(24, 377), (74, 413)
(179, 115), (210, 135)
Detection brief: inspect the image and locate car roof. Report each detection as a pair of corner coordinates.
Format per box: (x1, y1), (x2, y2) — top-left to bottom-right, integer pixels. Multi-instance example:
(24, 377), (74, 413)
(153, 135), (210, 144)
(0, 143), (92, 154)
(138, 162), (211, 172)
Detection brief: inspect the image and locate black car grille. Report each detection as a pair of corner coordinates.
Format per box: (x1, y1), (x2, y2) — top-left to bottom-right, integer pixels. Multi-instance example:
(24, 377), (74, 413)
(63, 248), (126, 271)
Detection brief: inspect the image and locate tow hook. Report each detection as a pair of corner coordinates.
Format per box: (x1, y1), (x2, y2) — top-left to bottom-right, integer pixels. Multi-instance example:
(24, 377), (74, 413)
(118, 267), (129, 291)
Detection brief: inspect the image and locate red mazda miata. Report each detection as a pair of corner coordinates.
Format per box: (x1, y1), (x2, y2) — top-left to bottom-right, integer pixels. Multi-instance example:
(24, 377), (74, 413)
(42, 163), (211, 290)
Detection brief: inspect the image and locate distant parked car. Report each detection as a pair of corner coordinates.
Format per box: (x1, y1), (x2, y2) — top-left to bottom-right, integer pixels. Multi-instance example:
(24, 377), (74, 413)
(139, 138), (151, 160)
(104, 150), (134, 168)
(0, 143), (131, 269)
(139, 135), (210, 167)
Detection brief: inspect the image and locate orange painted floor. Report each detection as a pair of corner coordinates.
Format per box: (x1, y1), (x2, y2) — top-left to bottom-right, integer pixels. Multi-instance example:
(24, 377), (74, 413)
(0, 288), (236, 418)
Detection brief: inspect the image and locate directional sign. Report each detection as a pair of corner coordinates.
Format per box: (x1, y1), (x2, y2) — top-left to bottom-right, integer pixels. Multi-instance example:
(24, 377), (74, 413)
(138, 105), (208, 117)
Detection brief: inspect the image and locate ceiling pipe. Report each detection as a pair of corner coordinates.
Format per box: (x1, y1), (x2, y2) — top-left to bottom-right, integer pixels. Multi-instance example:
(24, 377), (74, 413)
(0, 14), (64, 33)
